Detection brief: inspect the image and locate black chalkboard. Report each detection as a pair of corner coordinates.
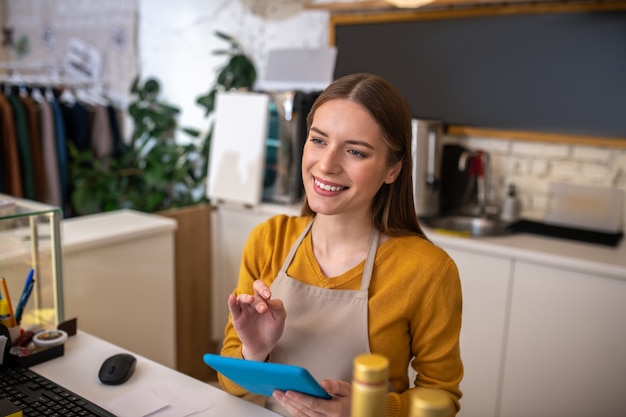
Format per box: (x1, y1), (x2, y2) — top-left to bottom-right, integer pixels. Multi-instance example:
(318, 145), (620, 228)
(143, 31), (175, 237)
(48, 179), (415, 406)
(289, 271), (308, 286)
(333, 9), (626, 139)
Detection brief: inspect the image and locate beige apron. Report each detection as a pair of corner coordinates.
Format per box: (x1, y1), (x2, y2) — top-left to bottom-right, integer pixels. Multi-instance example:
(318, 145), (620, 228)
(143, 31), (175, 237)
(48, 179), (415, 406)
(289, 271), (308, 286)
(265, 220), (379, 415)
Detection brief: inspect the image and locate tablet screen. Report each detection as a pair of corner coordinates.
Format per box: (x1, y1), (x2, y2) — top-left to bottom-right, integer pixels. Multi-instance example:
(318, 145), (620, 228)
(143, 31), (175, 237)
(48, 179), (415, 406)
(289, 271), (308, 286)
(203, 353), (331, 399)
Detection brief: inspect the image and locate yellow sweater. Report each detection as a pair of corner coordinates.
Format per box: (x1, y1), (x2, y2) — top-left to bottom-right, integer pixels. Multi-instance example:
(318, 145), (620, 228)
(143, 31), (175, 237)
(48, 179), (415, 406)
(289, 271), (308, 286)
(220, 215), (463, 416)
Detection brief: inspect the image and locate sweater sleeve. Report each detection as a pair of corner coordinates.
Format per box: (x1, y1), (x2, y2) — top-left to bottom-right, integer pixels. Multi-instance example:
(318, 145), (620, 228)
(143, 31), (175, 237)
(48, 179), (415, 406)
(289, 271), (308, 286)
(386, 256), (464, 416)
(218, 220), (269, 396)
(218, 215), (303, 395)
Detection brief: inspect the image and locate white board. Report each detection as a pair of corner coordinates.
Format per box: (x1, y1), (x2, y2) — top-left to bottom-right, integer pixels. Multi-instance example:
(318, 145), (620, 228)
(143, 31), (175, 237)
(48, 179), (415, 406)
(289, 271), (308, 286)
(207, 92), (270, 206)
(256, 47), (337, 92)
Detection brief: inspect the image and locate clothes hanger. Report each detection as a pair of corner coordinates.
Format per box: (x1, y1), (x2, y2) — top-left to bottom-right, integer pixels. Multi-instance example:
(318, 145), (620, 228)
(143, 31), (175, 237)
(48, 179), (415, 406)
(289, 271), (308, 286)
(59, 85), (76, 104)
(31, 86), (45, 103)
(45, 85), (55, 102)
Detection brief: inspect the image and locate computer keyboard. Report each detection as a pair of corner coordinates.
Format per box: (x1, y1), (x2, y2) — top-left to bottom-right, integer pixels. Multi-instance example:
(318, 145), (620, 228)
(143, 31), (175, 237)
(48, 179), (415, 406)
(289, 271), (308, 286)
(0, 366), (116, 417)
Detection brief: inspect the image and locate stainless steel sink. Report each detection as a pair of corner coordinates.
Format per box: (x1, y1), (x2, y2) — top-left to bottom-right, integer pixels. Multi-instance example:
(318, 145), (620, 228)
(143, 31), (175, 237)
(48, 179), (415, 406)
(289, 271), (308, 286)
(420, 215), (512, 237)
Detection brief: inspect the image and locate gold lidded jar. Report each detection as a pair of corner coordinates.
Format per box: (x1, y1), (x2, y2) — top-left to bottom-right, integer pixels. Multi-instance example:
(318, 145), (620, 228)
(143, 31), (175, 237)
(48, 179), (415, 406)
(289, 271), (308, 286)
(351, 353), (389, 417)
(410, 387), (452, 417)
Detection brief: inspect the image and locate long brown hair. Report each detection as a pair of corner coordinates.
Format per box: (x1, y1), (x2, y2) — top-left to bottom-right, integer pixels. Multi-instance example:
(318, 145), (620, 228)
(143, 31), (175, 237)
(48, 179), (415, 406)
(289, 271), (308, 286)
(300, 73), (427, 239)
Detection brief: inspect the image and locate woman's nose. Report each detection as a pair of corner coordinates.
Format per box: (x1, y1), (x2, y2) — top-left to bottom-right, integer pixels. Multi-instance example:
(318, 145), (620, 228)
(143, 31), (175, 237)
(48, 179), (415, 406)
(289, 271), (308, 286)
(318, 148), (342, 174)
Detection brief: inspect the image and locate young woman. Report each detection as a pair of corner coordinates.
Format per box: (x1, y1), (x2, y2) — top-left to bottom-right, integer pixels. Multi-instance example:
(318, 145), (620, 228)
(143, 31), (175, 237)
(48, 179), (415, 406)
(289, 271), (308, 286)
(219, 73), (463, 417)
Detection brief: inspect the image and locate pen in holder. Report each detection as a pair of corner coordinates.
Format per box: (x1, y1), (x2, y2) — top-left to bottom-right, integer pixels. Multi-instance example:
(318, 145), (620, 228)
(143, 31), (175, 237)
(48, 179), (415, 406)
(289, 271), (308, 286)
(15, 269), (35, 326)
(0, 278), (18, 330)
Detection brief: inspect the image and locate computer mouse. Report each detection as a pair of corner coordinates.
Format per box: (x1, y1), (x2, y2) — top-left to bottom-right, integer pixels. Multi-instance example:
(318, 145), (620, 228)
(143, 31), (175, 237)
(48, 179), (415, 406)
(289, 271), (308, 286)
(98, 353), (136, 385)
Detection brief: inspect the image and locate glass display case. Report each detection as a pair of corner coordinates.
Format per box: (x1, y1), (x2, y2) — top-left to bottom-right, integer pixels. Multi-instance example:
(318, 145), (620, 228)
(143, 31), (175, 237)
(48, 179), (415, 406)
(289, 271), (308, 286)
(0, 194), (64, 332)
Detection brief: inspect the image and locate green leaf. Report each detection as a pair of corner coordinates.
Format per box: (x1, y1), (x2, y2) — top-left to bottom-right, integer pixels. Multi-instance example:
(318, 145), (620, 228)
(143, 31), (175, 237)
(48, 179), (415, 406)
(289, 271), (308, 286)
(214, 31), (237, 45)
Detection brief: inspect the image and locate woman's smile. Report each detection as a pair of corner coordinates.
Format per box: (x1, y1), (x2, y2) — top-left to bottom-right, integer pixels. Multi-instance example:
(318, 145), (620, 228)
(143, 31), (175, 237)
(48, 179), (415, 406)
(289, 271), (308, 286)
(314, 177), (348, 193)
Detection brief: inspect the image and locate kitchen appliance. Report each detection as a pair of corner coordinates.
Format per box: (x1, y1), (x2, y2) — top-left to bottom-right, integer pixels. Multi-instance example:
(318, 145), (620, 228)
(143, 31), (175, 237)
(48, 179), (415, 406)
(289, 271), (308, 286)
(412, 119), (444, 217)
(262, 90), (320, 204)
(439, 143), (472, 215)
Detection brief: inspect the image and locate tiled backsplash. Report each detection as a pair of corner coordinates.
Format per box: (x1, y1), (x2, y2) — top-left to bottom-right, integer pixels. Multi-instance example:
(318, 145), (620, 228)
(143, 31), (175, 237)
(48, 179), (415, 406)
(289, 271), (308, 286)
(445, 134), (626, 228)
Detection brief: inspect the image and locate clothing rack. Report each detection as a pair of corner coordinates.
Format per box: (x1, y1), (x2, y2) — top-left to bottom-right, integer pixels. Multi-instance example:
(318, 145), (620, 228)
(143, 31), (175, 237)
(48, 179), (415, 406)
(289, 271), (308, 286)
(0, 60), (59, 72)
(0, 60), (106, 88)
(0, 60), (121, 217)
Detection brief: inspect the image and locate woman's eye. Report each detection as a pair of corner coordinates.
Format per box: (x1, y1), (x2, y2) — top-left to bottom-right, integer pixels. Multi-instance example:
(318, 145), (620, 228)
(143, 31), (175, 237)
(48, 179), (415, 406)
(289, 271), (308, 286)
(348, 149), (366, 158)
(310, 137), (325, 145)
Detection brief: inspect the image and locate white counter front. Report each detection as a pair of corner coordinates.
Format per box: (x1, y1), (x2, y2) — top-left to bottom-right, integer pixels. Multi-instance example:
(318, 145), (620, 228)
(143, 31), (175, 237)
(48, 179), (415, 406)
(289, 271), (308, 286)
(61, 210), (178, 368)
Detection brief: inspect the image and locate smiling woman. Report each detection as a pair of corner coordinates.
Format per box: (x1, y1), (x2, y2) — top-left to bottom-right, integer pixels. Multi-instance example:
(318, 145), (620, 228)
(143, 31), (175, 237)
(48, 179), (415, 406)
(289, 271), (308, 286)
(218, 73), (463, 417)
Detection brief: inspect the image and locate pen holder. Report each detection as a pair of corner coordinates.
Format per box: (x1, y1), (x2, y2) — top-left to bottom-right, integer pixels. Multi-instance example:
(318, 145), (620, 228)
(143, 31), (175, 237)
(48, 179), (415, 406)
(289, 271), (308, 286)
(0, 323), (65, 367)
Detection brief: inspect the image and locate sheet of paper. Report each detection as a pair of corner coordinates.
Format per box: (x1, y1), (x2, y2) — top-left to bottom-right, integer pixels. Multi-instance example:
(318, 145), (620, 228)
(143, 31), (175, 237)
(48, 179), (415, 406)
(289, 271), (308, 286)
(103, 383), (214, 417)
(103, 387), (169, 417)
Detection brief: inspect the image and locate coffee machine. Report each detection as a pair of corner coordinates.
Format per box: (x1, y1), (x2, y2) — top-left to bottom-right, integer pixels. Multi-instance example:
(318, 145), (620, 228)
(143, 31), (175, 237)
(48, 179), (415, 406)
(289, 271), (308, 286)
(262, 90), (320, 204)
(411, 119), (444, 218)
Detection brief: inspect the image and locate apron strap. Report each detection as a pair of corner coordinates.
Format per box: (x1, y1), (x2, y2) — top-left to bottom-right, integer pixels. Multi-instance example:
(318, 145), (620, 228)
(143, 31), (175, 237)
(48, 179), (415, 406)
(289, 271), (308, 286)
(360, 228), (379, 291)
(278, 219), (314, 276)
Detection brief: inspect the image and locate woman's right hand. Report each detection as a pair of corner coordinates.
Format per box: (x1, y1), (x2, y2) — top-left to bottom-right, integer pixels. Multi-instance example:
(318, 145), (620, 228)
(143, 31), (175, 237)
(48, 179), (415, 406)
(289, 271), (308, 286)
(227, 279), (287, 362)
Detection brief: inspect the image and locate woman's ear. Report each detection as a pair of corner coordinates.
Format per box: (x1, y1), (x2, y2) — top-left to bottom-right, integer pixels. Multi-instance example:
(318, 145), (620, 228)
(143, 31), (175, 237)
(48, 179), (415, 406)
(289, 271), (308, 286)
(384, 160), (403, 184)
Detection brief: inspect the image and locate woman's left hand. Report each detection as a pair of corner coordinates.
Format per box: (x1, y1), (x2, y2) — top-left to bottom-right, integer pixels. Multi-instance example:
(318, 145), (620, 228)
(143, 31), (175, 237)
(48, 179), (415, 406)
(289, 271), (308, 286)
(272, 379), (352, 417)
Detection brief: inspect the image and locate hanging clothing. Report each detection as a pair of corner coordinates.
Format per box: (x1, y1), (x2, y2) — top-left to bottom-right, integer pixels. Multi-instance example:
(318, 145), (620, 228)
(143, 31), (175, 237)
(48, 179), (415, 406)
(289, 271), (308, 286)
(91, 104), (114, 158)
(0, 77), (123, 216)
(61, 100), (92, 152)
(0, 92), (22, 197)
(106, 104), (123, 158)
(39, 96), (63, 208)
(7, 91), (36, 200)
(49, 95), (69, 213)
(20, 94), (47, 202)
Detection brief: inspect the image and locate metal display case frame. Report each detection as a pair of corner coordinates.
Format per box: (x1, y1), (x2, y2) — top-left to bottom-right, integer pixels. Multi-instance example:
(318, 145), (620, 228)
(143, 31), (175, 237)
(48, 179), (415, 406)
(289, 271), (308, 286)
(0, 194), (64, 330)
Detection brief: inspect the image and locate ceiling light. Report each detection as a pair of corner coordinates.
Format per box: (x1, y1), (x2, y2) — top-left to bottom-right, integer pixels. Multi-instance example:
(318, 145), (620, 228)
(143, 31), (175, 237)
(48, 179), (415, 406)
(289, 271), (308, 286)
(385, 0), (436, 8)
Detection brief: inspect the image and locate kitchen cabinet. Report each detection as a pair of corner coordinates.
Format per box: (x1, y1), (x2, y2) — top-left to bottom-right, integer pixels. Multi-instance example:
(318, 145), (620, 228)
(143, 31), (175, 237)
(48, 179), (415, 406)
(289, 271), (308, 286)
(431, 230), (626, 417)
(499, 261), (626, 417)
(443, 247), (512, 417)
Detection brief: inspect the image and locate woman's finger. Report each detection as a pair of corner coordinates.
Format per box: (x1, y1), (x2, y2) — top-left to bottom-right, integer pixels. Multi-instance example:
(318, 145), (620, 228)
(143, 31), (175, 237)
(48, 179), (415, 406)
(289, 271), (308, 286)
(253, 279), (272, 299)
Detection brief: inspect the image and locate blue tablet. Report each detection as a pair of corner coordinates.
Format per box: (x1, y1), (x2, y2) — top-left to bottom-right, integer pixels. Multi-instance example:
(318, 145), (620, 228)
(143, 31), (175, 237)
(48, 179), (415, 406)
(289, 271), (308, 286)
(203, 353), (331, 399)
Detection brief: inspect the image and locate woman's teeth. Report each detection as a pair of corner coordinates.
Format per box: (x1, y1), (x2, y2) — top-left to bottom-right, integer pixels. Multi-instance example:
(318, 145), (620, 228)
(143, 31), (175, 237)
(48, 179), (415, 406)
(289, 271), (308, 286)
(315, 179), (345, 192)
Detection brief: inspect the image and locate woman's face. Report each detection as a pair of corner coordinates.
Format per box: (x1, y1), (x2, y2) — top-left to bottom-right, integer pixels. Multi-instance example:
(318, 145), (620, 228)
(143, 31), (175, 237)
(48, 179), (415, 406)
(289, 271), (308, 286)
(302, 98), (401, 219)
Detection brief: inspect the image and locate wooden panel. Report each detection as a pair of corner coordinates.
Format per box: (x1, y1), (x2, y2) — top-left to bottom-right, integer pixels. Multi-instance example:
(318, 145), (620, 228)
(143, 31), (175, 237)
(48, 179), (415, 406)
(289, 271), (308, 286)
(160, 204), (216, 381)
(447, 125), (626, 149)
